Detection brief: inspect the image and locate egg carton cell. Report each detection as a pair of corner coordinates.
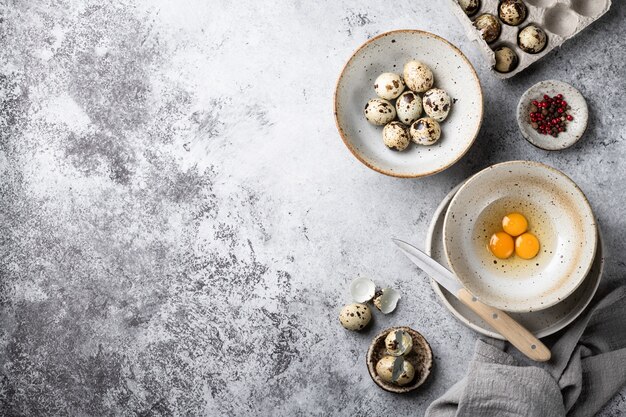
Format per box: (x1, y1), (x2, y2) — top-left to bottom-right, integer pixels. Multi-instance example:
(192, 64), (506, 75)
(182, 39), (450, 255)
(448, 0), (611, 78)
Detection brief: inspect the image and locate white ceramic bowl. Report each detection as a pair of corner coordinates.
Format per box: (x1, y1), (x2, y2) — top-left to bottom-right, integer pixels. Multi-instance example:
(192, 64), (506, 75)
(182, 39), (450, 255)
(443, 161), (597, 312)
(334, 30), (483, 178)
(517, 80), (588, 151)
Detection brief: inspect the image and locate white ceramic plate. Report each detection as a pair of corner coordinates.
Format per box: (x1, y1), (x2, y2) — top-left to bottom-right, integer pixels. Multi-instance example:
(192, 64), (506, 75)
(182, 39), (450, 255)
(444, 161), (597, 312)
(517, 80), (588, 151)
(334, 30), (483, 178)
(426, 182), (603, 339)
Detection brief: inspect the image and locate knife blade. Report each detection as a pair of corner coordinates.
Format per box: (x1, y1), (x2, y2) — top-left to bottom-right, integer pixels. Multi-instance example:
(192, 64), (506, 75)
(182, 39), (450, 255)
(392, 238), (551, 362)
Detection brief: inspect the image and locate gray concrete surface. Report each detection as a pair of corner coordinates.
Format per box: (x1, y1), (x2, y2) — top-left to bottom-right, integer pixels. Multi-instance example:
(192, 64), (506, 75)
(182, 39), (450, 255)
(0, 1), (625, 415)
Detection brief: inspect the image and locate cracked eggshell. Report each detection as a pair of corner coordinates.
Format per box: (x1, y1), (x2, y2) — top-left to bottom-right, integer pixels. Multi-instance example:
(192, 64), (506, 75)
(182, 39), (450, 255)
(423, 88), (451, 122)
(385, 330), (414, 356)
(395, 91), (422, 125)
(458, 0), (480, 16)
(373, 288), (401, 314)
(350, 277), (376, 302)
(339, 303), (372, 331)
(410, 117), (441, 146)
(364, 98), (396, 126)
(382, 121), (410, 151)
(494, 46), (518, 73)
(518, 25), (547, 54)
(402, 61), (434, 93)
(499, 0), (527, 26)
(473, 14), (501, 44)
(375, 356), (415, 386)
(374, 72), (405, 100)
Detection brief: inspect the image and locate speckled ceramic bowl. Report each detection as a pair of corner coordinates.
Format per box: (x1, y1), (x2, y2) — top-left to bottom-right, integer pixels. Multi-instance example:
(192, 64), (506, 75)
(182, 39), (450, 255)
(443, 161), (597, 313)
(366, 326), (433, 393)
(427, 181), (603, 339)
(334, 30), (483, 178)
(517, 80), (588, 150)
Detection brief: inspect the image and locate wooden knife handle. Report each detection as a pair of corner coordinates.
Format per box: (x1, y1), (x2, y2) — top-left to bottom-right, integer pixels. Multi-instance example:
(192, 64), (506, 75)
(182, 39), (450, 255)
(457, 288), (551, 362)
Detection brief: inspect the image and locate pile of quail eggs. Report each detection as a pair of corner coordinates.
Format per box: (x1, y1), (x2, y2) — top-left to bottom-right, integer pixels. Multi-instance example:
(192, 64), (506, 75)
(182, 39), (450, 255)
(459, 0), (548, 73)
(375, 330), (416, 386)
(339, 277), (401, 331)
(364, 61), (452, 151)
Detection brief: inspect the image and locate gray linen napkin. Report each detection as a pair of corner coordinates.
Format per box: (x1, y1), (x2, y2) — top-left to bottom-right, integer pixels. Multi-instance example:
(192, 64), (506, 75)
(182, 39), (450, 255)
(426, 286), (626, 417)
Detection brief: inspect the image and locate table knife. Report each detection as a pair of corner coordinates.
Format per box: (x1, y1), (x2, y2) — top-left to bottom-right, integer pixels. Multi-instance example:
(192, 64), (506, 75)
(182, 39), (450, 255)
(392, 238), (551, 362)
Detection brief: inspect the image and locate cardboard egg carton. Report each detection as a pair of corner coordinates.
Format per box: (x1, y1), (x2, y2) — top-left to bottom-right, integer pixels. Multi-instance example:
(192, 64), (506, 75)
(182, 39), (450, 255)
(448, 0), (611, 78)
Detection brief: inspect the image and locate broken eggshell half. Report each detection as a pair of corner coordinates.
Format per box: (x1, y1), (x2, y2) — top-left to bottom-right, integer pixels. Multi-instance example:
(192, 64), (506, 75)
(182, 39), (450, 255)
(350, 277), (376, 303)
(373, 288), (401, 314)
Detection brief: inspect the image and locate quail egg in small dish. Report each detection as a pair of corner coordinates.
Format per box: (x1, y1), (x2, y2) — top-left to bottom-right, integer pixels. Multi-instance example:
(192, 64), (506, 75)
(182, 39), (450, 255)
(334, 30), (483, 178)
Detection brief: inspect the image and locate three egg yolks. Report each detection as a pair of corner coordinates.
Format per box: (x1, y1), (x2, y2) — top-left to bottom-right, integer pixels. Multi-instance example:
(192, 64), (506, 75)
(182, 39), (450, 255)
(488, 213), (540, 260)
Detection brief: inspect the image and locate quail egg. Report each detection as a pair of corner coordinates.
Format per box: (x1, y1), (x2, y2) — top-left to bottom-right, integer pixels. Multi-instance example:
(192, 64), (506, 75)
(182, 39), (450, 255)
(339, 303), (372, 331)
(385, 330), (413, 356)
(375, 356), (416, 386)
(458, 0), (480, 16)
(518, 25), (547, 54)
(499, 0), (527, 26)
(350, 277), (376, 303)
(410, 117), (441, 146)
(473, 14), (501, 44)
(364, 98), (396, 126)
(494, 46), (519, 73)
(382, 122), (410, 152)
(395, 91), (422, 125)
(422, 88), (451, 122)
(374, 72), (405, 100)
(402, 61), (434, 93)
(373, 288), (402, 314)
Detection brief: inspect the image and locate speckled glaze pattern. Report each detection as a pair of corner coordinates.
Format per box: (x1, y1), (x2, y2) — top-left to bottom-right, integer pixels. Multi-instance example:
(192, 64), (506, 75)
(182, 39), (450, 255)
(449, 0), (612, 77)
(426, 182), (604, 339)
(366, 326), (433, 393)
(334, 30), (483, 178)
(517, 80), (588, 150)
(443, 161), (597, 312)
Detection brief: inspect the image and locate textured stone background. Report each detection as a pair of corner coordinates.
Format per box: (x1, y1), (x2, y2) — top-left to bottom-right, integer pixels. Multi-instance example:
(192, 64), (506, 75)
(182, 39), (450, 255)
(0, 1), (625, 415)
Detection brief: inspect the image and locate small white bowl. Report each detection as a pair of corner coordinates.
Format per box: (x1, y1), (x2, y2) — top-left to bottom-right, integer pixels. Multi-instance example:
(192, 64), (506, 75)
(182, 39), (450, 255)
(443, 161), (597, 313)
(517, 80), (588, 151)
(334, 30), (483, 178)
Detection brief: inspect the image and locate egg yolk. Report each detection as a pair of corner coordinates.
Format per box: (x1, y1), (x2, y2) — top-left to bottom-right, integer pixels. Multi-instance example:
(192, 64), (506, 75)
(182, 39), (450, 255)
(515, 232), (540, 259)
(489, 232), (514, 259)
(502, 212), (528, 236)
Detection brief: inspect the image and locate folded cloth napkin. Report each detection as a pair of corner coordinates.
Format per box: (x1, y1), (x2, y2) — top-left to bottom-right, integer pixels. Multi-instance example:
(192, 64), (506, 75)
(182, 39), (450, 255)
(426, 286), (626, 417)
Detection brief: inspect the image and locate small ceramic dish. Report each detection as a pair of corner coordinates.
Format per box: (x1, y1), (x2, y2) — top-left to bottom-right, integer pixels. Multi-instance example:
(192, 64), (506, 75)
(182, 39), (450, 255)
(426, 181), (603, 339)
(366, 326), (433, 393)
(334, 30), (483, 178)
(517, 80), (588, 150)
(443, 160), (597, 313)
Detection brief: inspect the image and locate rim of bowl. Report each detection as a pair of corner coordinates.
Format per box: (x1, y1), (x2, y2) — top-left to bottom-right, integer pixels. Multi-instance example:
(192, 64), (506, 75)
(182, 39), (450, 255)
(427, 182), (604, 338)
(516, 80), (588, 151)
(333, 29), (484, 178)
(442, 160), (597, 312)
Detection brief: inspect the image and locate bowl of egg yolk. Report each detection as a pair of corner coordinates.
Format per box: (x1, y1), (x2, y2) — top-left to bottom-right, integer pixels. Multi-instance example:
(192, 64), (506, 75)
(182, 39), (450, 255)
(443, 160), (597, 313)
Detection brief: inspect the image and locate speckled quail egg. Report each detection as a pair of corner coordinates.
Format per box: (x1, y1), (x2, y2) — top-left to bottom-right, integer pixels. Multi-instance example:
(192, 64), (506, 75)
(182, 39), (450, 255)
(339, 303), (372, 331)
(499, 0), (527, 26)
(422, 88), (451, 122)
(375, 356), (416, 386)
(494, 46), (519, 73)
(473, 14), (501, 44)
(373, 288), (402, 314)
(374, 72), (405, 100)
(382, 122), (410, 152)
(402, 61), (434, 93)
(458, 0), (480, 16)
(410, 117), (441, 146)
(395, 91), (422, 125)
(364, 98), (396, 126)
(518, 25), (547, 54)
(385, 330), (413, 356)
